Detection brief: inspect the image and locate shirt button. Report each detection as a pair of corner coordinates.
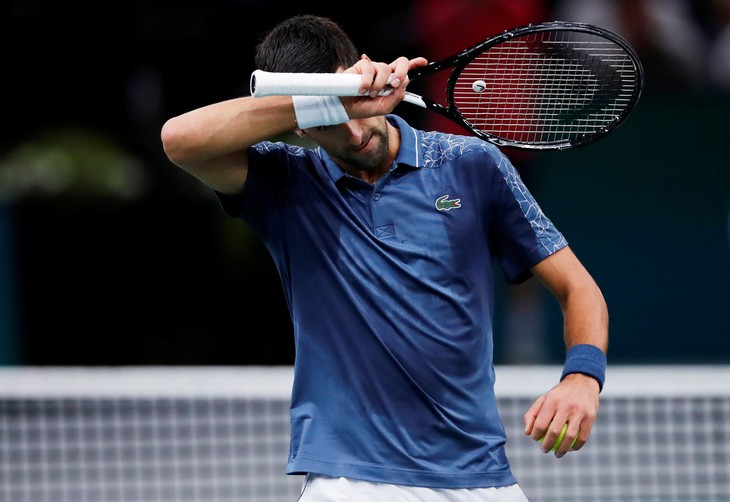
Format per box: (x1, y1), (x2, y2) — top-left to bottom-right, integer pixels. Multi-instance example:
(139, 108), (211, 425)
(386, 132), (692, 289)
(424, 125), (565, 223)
(373, 193), (382, 201)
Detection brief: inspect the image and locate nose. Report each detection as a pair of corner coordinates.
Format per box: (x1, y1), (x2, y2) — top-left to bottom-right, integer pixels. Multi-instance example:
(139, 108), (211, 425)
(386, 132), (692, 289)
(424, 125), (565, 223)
(341, 121), (365, 146)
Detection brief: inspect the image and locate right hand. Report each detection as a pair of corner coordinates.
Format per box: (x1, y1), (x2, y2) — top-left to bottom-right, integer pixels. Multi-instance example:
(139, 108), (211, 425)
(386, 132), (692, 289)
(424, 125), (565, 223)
(341, 55), (428, 119)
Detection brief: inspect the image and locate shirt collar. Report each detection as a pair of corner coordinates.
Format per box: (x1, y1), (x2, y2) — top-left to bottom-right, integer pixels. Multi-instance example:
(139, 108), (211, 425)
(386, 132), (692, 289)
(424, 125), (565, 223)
(319, 114), (423, 184)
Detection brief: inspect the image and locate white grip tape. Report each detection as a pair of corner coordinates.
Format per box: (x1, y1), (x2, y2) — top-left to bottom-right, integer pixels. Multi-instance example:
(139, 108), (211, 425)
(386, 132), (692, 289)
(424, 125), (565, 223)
(250, 70), (394, 98)
(251, 70), (362, 97)
(291, 95), (349, 129)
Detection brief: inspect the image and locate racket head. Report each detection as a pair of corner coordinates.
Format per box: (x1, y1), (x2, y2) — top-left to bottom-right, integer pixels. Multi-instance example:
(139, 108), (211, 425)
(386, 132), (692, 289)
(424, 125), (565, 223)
(442, 21), (644, 150)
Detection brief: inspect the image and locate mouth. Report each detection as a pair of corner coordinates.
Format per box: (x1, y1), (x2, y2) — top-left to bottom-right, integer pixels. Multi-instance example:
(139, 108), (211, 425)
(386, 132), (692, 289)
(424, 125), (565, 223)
(355, 135), (372, 152)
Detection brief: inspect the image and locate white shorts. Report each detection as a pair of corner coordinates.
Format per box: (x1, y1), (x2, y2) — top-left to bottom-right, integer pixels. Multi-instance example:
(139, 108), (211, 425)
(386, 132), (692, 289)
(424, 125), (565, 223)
(297, 474), (530, 502)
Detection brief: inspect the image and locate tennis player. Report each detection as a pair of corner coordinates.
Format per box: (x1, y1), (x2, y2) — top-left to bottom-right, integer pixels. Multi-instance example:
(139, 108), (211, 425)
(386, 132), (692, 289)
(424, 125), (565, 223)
(161, 14), (609, 502)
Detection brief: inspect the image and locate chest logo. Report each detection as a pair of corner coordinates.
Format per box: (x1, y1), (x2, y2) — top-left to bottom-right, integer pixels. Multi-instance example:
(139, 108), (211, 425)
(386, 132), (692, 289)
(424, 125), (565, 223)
(435, 194), (461, 211)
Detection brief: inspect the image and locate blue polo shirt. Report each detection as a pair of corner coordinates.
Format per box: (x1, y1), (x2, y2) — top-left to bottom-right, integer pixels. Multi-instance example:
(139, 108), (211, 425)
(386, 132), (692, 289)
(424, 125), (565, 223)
(218, 115), (567, 488)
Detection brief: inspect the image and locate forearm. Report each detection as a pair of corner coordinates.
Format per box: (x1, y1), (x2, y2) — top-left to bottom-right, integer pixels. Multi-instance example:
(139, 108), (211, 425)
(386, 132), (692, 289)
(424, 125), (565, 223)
(561, 281), (608, 353)
(161, 95), (295, 171)
(532, 246), (608, 391)
(532, 247), (608, 353)
(559, 281), (608, 392)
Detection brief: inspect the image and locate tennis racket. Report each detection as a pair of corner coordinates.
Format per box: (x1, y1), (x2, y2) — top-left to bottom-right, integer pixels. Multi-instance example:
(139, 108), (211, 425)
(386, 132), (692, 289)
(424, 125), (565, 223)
(250, 21), (644, 151)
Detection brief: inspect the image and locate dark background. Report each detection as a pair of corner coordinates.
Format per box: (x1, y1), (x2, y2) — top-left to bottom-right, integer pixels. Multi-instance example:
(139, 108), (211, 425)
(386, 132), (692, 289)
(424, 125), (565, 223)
(2, 0), (728, 366)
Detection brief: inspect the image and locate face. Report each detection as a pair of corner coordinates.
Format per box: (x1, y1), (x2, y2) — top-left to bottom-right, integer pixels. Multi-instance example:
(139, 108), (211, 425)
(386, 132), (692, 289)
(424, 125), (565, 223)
(300, 115), (393, 178)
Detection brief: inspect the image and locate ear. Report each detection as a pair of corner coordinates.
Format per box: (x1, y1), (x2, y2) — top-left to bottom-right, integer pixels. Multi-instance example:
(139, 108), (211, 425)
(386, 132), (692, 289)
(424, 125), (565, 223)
(294, 128), (307, 138)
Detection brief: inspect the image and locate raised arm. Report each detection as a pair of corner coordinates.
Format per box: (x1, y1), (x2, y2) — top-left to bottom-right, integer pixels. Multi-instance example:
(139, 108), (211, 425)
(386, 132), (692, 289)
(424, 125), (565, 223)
(160, 95), (295, 195)
(160, 56), (427, 195)
(523, 246), (609, 457)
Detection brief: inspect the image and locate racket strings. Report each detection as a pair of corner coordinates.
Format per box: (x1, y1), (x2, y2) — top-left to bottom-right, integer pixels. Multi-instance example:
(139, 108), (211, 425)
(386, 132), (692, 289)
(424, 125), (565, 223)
(452, 31), (640, 145)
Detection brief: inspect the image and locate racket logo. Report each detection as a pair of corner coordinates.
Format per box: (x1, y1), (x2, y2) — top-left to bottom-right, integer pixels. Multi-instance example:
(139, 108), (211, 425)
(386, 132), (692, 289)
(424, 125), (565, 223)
(545, 43), (621, 126)
(435, 195), (461, 211)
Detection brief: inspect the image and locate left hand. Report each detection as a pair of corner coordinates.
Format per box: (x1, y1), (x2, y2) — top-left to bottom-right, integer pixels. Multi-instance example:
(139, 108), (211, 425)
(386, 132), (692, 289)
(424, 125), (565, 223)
(523, 373), (600, 458)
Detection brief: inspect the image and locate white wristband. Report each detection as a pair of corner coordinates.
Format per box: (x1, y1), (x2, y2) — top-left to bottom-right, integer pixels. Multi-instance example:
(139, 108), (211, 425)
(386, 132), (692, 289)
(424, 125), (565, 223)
(292, 95), (349, 129)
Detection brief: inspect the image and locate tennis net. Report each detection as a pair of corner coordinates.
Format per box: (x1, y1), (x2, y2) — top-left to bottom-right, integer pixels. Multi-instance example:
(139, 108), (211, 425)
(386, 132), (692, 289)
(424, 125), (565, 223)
(1, 365), (728, 501)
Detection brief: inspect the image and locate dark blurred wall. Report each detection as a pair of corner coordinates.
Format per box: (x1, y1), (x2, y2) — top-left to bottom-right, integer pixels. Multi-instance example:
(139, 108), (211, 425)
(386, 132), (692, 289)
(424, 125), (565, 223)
(3, 1), (418, 365)
(3, 1), (729, 365)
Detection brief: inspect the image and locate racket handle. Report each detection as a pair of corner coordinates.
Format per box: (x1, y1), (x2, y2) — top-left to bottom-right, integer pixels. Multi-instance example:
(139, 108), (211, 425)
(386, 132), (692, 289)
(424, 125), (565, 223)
(250, 70), (394, 98)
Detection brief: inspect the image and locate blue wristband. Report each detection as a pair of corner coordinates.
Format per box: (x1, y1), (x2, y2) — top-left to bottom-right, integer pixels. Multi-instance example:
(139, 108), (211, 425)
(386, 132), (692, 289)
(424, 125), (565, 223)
(560, 344), (607, 391)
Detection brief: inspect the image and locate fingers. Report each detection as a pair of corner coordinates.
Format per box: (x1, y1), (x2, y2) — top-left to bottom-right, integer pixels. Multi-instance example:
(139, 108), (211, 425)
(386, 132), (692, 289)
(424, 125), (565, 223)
(352, 54), (427, 98)
(523, 395), (544, 436)
(527, 402), (577, 458)
(572, 416), (594, 450)
(388, 56), (427, 88)
(387, 56), (410, 88)
(407, 56), (429, 71)
(524, 379), (599, 458)
(540, 416), (571, 457)
(355, 54), (392, 98)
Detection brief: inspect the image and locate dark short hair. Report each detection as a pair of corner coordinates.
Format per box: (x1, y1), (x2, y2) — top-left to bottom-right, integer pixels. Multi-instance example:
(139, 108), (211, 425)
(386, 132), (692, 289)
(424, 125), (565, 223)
(255, 15), (359, 73)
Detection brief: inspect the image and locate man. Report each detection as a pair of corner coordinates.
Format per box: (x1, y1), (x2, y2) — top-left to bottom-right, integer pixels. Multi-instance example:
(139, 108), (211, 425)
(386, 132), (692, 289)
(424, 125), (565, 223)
(161, 14), (608, 502)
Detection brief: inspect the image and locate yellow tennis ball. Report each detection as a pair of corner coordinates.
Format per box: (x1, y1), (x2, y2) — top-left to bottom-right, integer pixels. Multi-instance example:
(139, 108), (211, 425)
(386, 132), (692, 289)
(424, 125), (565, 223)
(540, 424), (577, 452)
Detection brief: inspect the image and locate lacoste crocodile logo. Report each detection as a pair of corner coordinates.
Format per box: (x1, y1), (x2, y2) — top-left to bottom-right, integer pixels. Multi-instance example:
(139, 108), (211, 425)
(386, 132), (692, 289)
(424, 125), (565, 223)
(435, 194), (461, 211)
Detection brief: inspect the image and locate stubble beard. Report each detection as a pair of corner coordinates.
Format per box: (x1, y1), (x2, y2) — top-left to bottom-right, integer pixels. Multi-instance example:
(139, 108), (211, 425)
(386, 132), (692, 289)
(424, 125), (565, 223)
(343, 120), (390, 173)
